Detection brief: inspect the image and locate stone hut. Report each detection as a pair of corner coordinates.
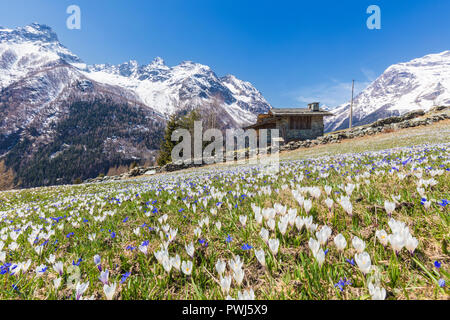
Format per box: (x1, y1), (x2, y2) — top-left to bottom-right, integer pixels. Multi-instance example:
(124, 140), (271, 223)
(244, 102), (333, 144)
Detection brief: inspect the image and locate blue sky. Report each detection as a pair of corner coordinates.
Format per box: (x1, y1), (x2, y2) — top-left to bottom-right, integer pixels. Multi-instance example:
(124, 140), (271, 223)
(0, 0), (449, 108)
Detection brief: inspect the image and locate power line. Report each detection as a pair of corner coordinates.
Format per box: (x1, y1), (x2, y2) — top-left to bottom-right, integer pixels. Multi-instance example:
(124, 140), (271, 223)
(349, 79), (354, 130)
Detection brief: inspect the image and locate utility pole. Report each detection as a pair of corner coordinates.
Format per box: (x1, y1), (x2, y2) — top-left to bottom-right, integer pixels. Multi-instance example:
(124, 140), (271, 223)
(349, 80), (354, 130)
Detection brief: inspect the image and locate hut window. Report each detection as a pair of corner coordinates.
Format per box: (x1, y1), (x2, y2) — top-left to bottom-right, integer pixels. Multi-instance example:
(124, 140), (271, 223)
(289, 116), (311, 130)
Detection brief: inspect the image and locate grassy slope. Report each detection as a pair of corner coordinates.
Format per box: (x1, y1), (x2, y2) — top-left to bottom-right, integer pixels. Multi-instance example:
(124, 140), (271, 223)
(0, 121), (448, 300)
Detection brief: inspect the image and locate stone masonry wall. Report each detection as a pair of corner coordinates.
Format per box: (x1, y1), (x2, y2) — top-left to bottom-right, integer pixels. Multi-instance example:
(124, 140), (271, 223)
(277, 115), (324, 142)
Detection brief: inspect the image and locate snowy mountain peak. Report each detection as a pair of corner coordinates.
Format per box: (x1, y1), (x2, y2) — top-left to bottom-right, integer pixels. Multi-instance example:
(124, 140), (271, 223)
(0, 24), (83, 88)
(0, 23), (59, 44)
(176, 60), (213, 73)
(150, 56), (166, 67)
(324, 50), (450, 132)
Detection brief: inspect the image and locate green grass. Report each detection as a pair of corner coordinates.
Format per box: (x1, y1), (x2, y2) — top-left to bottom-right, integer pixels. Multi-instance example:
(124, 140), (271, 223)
(0, 124), (448, 300)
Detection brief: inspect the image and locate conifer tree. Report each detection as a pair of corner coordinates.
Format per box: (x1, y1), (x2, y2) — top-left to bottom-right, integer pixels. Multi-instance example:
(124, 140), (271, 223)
(156, 109), (202, 166)
(157, 113), (181, 166)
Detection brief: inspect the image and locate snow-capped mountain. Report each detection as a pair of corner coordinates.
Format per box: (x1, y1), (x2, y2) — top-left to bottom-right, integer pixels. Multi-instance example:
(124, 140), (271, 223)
(0, 23), (271, 188)
(0, 23), (82, 88)
(0, 23), (149, 139)
(0, 23), (271, 129)
(83, 59), (270, 127)
(325, 51), (450, 132)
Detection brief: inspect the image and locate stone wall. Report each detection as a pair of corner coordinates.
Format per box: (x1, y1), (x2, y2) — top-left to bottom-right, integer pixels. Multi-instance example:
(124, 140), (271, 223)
(277, 115), (325, 142)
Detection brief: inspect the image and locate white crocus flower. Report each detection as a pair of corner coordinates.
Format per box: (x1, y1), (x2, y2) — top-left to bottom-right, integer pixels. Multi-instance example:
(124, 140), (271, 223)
(233, 268), (245, 286)
(339, 196), (353, 216)
(416, 187), (426, 198)
(368, 282), (386, 300)
(254, 211), (263, 225)
(162, 256), (172, 273)
(46, 254), (56, 264)
(278, 218), (288, 235)
(287, 209), (297, 226)
(99, 269), (109, 285)
(354, 252), (372, 274)
(239, 215), (247, 227)
(94, 254), (101, 266)
(307, 221), (318, 233)
(238, 289), (255, 300)
(53, 277), (62, 290)
(384, 200), (396, 216)
(295, 216), (304, 231)
(352, 236), (366, 253)
(181, 260), (193, 276)
(405, 235), (418, 254)
(333, 234), (347, 251)
(75, 281), (89, 300)
(316, 226), (332, 245)
(185, 242), (195, 258)
(138, 244), (148, 255)
(303, 216), (313, 231)
(325, 198), (334, 211)
(103, 282), (117, 300)
(303, 199), (312, 214)
(167, 228), (178, 243)
(216, 259), (226, 276)
(229, 255), (243, 273)
(345, 183), (355, 196)
(171, 254), (181, 271)
(193, 227), (202, 238)
(315, 248), (325, 266)
(375, 230), (389, 247)
(53, 261), (64, 276)
(267, 219), (276, 231)
(220, 275), (232, 294)
(34, 246), (43, 255)
(389, 233), (405, 254)
(259, 228), (269, 244)
(22, 259), (31, 273)
(255, 249), (266, 267)
(268, 238), (280, 255)
(308, 238), (320, 257)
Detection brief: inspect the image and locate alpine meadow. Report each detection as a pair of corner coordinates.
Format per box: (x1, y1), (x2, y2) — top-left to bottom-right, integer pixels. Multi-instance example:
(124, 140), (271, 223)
(0, 1), (449, 304)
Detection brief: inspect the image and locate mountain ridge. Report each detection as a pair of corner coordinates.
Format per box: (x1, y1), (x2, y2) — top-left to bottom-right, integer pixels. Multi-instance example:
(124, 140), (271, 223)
(0, 23), (271, 127)
(0, 23), (271, 188)
(325, 50), (450, 132)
